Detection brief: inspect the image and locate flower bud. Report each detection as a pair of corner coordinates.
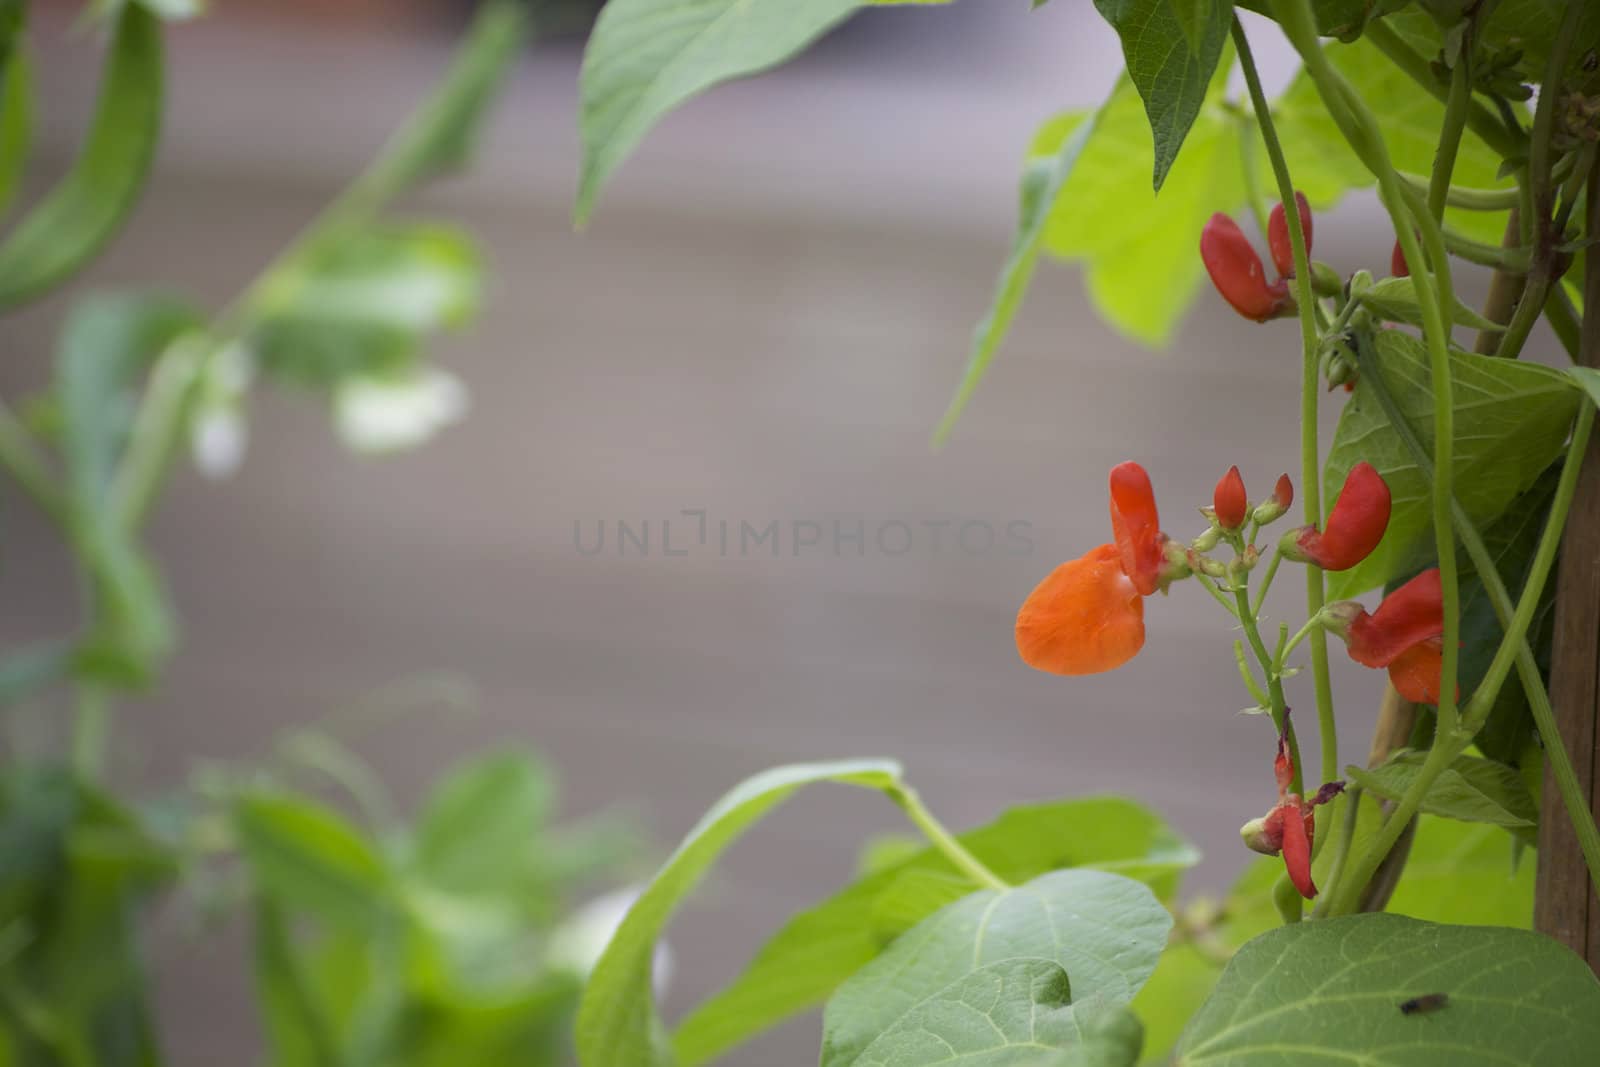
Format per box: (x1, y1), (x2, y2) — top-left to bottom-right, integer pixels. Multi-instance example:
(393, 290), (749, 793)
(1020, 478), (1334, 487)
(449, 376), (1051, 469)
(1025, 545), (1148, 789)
(1251, 474), (1294, 525)
(1391, 240), (1409, 277)
(1310, 260), (1344, 297)
(1201, 213), (1295, 323)
(1240, 812), (1283, 855)
(1281, 462), (1391, 571)
(1213, 465), (1248, 531)
(1190, 526), (1222, 552)
(1268, 191), (1313, 277)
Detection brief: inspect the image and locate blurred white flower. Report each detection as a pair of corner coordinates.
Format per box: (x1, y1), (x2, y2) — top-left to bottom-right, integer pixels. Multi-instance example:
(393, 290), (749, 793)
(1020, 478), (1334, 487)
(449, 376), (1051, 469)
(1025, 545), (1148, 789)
(333, 367), (469, 455)
(189, 341), (256, 479)
(191, 405), (249, 480)
(547, 886), (672, 996)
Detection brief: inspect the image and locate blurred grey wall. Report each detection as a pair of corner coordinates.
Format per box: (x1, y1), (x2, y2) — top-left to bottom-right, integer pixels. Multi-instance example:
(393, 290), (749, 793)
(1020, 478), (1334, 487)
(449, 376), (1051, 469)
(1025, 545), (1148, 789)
(4, 4), (1404, 1062)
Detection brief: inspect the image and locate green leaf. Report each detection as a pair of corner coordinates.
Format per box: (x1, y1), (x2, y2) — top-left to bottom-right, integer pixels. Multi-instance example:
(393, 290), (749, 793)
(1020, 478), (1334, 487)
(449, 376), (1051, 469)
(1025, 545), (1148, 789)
(1029, 1008), (1144, 1067)
(578, 0), (854, 223)
(411, 750), (554, 897)
(1036, 73), (1244, 348)
(252, 898), (340, 1067)
(933, 110), (1099, 446)
(1237, 0), (1414, 41)
(1174, 914), (1600, 1064)
(575, 759), (905, 1067)
(575, 0), (949, 223)
(253, 224), (481, 388)
(1169, 0), (1212, 54)
(840, 958), (1142, 1067)
(0, 4), (161, 309)
(0, 45), (32, 224)
(820, 869), (1170, 1066)
(234, 791), (394, 934)
(1387, 816), (1534, 928)
(673, 796), (1197, 1066)
(1346, 749), (1537, 839)
(1360, 276), (1500, 330)
(1323, 328), (1581, 598)
(1092, 0), (1229, 190)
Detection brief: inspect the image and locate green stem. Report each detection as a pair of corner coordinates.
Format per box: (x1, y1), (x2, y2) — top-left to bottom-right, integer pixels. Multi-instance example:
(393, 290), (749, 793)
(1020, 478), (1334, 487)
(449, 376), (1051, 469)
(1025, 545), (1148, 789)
(1460, 405), (1595, 735)
(1234, 584), (1304, 795)
(1546, 284), (1583, 360)
(1250, 549), (1284, 616)
(890, 786), (1009, 891)
(1427, 40), (1473, 222)
(71, 684), (111, 780)
(1277, 614), (1323, 666)
(1363, 18), (1525, 160)
(0, 395), (70, 532)
(1234, 15), (1337, 790)
(1398, 171), (1520, 211)
(1235, 639), (1272, 709)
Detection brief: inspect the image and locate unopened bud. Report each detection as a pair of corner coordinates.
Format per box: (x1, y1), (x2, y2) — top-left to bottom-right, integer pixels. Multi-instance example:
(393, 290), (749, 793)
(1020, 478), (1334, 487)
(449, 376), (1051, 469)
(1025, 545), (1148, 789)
(1310, 261), (1343, 297)
(1251, 475), (1294, 525)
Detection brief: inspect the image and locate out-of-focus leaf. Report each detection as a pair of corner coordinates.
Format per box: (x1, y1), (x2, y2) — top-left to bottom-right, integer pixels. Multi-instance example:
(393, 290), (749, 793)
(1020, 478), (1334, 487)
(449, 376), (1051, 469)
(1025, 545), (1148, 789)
(1092, 0), (1229, 190)
(933, 109), (1098, 445)
(412, 751), (554, 897)
(234, 791), (394, 935)
(253, 898), (339, 1067)
(1386, 816), (1534, 928)
(1035, 69), (1243, 348)
(0, 4), (162, 309)
(574, 0), (951, 223)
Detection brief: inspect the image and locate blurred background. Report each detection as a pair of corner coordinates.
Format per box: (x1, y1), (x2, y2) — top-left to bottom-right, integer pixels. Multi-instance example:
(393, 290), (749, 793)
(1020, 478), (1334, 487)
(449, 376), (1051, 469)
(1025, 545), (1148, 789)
(3, 0), (1418, 1062)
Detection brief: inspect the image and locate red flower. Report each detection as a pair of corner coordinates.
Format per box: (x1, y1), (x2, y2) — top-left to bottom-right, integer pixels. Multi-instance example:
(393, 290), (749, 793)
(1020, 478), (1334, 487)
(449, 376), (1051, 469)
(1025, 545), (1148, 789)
(1391, 240), (1410, 278)
(1326, 568), (1448, 705)
(1213, 465), (1248, 531)
(1201, 214), (1295, 323)
(1268, 191), (1313, 278)
(1016, 462), (1172, 675)
(1282, 462), (1391, 571)
(1241, 718), (1343, 899)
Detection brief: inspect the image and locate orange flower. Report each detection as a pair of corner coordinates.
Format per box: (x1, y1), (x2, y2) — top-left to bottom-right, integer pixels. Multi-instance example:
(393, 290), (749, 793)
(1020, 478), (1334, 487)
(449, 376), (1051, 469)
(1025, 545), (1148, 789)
(1282, 462), (1391, 571)
(1326, 568), (1448, 705)
(1213, 465), (1248, 531)
(1016, 462), (1169, 675)
(1241, 718), (1344, 899)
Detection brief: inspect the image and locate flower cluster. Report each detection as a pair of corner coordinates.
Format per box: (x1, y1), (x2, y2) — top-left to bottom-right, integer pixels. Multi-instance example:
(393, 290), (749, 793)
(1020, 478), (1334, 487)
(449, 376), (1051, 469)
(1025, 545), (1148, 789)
(1240, 718), (1344, 898)
(1199, 192), (1312, 322)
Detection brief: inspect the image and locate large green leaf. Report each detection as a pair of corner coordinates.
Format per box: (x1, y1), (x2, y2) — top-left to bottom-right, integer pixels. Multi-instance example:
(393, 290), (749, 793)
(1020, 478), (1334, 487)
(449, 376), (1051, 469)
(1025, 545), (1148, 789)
(1346, 750), (1537, 841)
(234, 791), (395, 935)
(1174, 914), (1600, 1065)
(820, 869), (1170, 1067)
(1237, 1), (1417, 42)
(933, 110), (1098, 445)
(575, 759), (905, 1067)
(575, 0), (948, 223)
(1035, 70), (1243, 348)
(1323, 329), (1580, 598)
(1092, 0), (1229, 190)
(673, 796), (1197, 1065)
(0, 3), (161, 309)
